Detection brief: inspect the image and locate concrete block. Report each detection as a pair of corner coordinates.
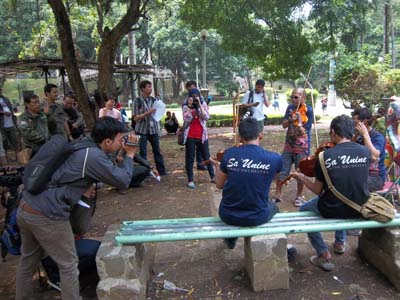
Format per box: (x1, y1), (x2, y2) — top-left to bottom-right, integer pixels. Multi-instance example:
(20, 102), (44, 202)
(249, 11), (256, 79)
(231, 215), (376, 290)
(96, 224), (156, 300)
(244, 234), (289, 292)
(359, 227), (400, 291)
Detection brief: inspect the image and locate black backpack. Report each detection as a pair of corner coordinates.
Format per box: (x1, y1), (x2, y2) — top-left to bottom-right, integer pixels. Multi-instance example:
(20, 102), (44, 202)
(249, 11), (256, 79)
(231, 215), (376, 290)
(23, 135), (96, 195)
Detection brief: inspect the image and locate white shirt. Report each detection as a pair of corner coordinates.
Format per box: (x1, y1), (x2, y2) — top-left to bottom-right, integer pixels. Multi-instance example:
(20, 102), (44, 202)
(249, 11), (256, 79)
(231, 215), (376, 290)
(242, 91), (267, 121)
(0, 97), (14, 128)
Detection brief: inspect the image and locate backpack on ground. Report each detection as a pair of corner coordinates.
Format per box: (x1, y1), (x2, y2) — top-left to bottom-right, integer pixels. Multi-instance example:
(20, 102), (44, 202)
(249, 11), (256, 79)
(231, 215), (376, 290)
(23, 135), (97, 195)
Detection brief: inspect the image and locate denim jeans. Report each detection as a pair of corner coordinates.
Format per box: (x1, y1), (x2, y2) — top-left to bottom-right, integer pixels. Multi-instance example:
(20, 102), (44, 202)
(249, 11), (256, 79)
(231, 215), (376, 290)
(185, 138), (215, 182)
(299, 197), (346, 256)
(138, 133), (166, 174)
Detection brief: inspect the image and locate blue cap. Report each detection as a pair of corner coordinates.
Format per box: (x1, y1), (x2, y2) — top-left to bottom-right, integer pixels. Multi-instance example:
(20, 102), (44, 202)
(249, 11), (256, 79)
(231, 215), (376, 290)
(188, 88), (201, 97)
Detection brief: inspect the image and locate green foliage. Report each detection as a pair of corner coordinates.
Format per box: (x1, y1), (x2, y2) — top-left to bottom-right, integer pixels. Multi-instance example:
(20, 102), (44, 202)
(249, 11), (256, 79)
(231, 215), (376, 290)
(334, 51), (387, 109)
(180, 0), (313, 81)
(166, 102), (179, 109)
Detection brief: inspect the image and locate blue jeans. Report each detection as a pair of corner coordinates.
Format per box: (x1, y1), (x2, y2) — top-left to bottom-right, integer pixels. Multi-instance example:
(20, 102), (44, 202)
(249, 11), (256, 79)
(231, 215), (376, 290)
(185, 138), (214, 182)
(299, 197), (346, 256)
(139, 133), (166, 174)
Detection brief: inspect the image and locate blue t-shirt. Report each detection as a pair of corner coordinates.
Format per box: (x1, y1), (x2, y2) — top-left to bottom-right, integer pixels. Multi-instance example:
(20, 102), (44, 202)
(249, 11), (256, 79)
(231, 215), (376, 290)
(219, 144), (282, 226)
(369, 129), (386, 182)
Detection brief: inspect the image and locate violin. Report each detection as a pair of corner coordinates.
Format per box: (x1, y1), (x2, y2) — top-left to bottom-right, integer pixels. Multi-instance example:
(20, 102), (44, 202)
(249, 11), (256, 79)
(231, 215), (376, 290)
(279, 141), (335, 186)
(290, 102), (308, 127)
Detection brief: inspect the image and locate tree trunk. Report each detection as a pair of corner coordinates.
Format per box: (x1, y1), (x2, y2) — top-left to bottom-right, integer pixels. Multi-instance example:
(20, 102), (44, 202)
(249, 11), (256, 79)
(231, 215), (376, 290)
(48, 0), (95, 128)
(97, 0), (143, 106)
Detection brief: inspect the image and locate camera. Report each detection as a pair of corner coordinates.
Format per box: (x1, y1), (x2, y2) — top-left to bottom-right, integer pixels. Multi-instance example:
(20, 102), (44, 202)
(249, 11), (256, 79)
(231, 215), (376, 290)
(123, 134), (140, 147)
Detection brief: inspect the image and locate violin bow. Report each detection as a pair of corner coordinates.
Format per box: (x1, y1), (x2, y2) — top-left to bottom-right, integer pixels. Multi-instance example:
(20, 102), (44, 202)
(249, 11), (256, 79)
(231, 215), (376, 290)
(300, 67), (319, 149)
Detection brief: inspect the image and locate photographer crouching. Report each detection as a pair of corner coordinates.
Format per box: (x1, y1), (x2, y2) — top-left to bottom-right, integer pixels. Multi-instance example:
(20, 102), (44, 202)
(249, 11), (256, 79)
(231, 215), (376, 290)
(182, 89), (215, 189)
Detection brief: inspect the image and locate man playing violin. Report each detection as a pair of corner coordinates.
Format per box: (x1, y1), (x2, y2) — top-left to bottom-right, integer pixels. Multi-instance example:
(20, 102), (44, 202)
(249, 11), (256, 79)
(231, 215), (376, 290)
(209, 118), (281, 249)
(352, 108), (386, 192)
(290, 115), (371, 272)
(273, 88), (313, 206)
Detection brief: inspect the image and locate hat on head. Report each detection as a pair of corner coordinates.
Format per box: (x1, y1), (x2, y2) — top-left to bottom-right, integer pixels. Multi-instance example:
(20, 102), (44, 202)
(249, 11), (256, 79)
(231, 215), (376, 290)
(255, 79), (265, 86)
(188, 88), (201, 97)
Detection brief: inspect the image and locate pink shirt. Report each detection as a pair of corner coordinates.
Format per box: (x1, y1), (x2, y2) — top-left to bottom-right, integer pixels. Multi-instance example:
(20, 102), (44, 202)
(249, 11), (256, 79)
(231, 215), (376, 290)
(99, 108), (122, 123)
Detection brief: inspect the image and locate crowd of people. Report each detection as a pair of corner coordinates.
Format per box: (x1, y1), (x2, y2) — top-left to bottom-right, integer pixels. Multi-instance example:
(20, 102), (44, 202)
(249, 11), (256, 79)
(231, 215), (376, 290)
(0, 78), (390, 299)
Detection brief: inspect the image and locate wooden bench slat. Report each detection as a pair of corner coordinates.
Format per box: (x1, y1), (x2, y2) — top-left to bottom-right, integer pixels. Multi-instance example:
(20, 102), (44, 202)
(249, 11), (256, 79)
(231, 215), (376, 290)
(115, 213), (400, 245)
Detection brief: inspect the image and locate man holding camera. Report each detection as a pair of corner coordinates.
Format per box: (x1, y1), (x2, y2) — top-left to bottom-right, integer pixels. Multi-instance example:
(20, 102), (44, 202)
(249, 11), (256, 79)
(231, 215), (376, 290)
(239, 79), (270, 133)
(133, 80), (167, 175)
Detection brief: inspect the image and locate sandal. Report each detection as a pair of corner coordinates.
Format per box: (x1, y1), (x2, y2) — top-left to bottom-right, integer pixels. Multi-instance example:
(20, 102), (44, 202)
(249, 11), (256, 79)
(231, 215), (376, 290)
(293, 197), (304, 207)
(310, 255), (335, 272)
(271, 196), (281, 203)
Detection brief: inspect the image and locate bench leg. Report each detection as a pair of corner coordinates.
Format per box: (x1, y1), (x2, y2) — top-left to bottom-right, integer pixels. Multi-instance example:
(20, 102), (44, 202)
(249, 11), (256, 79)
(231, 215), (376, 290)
(244, 234), (289, 291)
(359, 228), (400, 291)
(96, 224), (156, 300)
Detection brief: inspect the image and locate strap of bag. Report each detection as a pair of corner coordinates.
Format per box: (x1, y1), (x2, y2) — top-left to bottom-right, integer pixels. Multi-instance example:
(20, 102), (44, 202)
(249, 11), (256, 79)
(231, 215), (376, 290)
(318, 151), (363, 212)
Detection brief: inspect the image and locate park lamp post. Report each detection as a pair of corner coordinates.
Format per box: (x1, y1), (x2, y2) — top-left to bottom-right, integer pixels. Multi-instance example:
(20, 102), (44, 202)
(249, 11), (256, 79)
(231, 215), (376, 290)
(200, 29), (208, 89)
(195, 57), (199, 86)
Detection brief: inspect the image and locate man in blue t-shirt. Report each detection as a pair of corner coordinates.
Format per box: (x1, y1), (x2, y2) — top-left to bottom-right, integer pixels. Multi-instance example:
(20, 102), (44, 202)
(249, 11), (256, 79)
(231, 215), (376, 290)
(210, 118), (282, 249)
(352, 107), (386, 192)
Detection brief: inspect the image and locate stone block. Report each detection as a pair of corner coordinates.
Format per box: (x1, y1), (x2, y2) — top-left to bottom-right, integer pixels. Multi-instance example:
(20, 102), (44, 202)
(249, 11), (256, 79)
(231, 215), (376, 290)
(96, 224), (156, 300)
(359, 227), (400, 291)
(244, 234), (289, 292)
(97, 278), (143, 300)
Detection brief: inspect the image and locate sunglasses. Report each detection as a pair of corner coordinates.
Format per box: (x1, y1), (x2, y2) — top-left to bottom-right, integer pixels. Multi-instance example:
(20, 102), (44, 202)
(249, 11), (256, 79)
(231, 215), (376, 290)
(291, 96), (300, 99)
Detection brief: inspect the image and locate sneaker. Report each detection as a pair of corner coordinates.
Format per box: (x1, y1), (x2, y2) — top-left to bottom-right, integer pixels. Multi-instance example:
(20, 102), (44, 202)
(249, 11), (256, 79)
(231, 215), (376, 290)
(333, 241), (345, 254)
(47, 279), (61, 292)
(224, 238), (237, 249)
(271, 196), (281, 203)
(211, 177), (216, 183)
(187, 182), (196, 189)
(310, 253), (335, 272)
(293, 197), (304, 207)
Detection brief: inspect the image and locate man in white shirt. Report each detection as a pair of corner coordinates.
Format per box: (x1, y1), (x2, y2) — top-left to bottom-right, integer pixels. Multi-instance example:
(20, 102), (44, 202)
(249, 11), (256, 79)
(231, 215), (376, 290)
(240, 79), (270, 133)
(0, 86), (19, 159)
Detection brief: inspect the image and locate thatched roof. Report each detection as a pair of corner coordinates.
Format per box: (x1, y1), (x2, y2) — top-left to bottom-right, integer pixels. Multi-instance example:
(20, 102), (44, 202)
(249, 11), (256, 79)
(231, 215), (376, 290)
(0, 58), (155, 78)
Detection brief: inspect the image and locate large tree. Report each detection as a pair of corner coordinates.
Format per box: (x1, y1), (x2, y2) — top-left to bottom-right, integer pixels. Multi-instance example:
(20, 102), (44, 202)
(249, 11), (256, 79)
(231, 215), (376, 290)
(180, 0), (313, 81)
(47, 0), (149, 128)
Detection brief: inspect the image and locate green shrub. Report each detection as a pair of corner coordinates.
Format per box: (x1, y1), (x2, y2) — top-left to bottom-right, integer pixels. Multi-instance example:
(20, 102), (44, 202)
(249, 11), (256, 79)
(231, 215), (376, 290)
(166, 102), (179, 109)
(206, 114), (321, 127)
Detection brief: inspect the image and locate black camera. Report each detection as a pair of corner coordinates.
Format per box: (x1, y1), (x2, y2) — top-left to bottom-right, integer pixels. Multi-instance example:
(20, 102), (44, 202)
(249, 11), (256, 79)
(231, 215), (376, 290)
(122, 135), (140, 147)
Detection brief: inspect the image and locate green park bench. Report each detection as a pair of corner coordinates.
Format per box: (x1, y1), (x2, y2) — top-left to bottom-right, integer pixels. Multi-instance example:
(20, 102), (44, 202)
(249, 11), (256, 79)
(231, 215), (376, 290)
(96, 212), (400, 300)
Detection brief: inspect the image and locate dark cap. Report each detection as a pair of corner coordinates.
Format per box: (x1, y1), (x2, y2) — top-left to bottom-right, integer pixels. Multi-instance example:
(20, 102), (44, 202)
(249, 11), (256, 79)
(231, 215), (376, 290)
(188, 88), (201, 97)
(255, 79), (265, 86)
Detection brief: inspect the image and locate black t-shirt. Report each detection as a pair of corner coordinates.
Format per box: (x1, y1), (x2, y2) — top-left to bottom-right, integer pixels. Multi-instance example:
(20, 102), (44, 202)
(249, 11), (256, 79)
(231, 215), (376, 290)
(316, 142), (371, 218)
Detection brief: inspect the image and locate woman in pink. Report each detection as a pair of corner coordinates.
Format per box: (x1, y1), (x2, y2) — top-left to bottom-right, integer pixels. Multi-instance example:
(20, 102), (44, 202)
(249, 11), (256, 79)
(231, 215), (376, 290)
(99, 96), (122, 123)
(182, 88), (215, 189)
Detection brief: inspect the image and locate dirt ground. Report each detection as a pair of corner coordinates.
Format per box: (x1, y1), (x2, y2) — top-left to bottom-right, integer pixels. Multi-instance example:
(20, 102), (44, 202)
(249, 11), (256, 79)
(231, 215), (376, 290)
(1, 124), (400, 300)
